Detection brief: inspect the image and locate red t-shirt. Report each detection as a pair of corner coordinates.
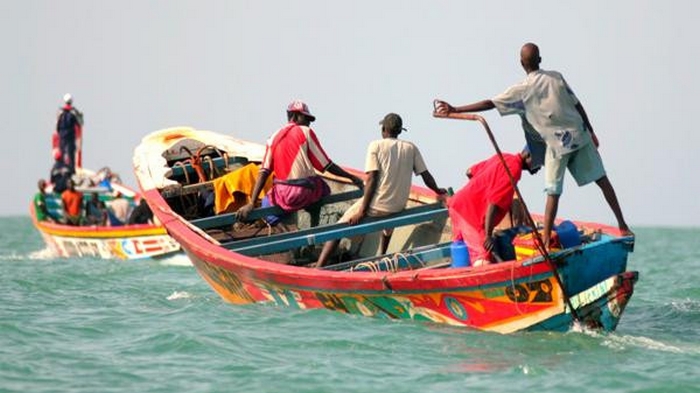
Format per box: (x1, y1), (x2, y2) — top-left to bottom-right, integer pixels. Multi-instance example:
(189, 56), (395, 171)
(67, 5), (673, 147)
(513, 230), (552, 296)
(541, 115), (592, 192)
(261, 123), (332, 181)
(61, 189), (83, 216)
(449, 153), (523, 237)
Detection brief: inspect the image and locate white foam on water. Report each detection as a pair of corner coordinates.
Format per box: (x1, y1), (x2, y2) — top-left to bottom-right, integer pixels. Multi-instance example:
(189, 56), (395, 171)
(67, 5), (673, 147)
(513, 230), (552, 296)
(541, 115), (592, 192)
(167, 291), (192, 300)
(602, 334), (692, 354)
(26, 247), (59, 260)
(158, 253), (191, 266)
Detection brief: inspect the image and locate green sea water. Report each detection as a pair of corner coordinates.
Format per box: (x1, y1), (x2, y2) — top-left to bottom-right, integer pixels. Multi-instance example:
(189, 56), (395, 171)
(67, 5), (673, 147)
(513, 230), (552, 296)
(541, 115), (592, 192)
(1, 217), (699, 393)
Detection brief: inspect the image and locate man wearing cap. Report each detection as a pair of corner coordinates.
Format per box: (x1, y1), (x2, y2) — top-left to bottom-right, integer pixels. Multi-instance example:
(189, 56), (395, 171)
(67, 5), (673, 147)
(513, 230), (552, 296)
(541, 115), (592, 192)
(434, 42), (632, 247)
(55, 93), (84, 174)
(315, 113), (447, 268)
(238, 100), (364, 225)
(448, 149), (539, 266)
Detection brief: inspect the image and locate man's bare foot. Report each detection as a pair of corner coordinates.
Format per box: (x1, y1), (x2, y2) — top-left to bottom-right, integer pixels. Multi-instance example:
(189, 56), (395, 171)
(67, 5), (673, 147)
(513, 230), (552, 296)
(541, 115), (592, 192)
(620, 226), (635, 238)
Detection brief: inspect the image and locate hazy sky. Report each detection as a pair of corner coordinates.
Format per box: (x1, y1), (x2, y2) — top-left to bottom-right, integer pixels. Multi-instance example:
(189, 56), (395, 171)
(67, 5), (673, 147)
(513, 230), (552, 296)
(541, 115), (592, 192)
(3, 1), (698, 227)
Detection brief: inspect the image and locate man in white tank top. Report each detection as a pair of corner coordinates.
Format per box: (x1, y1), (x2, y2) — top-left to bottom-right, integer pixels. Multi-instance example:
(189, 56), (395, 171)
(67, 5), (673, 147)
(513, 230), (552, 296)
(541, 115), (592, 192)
(315, 113), (446, 268)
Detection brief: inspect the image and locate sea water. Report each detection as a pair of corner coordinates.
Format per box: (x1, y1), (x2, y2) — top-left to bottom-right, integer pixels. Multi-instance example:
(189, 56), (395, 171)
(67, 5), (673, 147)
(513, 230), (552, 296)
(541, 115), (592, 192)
(1, 216), (699, 393)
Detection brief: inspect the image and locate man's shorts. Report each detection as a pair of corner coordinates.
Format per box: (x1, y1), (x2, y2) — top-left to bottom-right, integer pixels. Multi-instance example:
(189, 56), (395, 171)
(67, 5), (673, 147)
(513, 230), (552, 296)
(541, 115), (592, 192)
(544, 142), (606, 195)
(339, 200), (394, 236)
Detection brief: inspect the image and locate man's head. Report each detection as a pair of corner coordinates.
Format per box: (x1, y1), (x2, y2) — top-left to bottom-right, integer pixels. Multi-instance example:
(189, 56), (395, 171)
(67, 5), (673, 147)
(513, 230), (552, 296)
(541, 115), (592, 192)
(379, 113), (407, 137)
(520, 42), (541, 73)
(286, 100), (316, 125)
(520, 147), (540, 175)
(37, 179), (46, 191)
(63, 93), (73, 105)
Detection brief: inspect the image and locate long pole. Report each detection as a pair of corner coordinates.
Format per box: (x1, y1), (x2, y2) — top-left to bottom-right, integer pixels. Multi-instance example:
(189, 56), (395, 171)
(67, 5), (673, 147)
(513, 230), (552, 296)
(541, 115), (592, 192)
(433, 110), (580, 322)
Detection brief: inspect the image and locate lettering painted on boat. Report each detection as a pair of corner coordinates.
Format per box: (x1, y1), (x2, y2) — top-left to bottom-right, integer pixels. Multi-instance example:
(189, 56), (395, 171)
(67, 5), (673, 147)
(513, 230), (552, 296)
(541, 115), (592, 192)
(505, 278), (554, 304)
(572, 278), (612, 309)
(118, 236), (179, 257)
(53, 235), (178, 259)
(57, 237), (107, 258)
(259, 286), (303, 309)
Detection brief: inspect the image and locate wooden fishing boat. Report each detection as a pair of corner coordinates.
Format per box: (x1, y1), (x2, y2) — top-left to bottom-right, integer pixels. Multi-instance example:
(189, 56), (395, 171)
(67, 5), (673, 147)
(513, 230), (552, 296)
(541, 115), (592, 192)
(133, 125), (637, 333)
(30, 167), (181, 260)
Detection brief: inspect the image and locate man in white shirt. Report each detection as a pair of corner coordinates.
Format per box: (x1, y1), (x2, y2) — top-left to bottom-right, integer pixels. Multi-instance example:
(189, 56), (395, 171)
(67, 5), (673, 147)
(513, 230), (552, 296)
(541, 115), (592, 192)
(315, 113), (446, 267)
(435, 42), (632, 247)
(107, 192), (131, 226)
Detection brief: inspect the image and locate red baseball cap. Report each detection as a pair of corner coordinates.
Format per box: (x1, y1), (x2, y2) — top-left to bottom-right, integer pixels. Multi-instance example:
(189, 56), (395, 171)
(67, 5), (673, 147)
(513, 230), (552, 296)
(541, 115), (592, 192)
(286, 100), (316, 122)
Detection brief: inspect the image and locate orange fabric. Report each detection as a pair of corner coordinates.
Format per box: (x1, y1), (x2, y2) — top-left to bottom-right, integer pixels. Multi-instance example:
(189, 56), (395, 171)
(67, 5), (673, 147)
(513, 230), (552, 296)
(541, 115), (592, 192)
(61, 189), (83, 216)
(213, 164), (273, 214)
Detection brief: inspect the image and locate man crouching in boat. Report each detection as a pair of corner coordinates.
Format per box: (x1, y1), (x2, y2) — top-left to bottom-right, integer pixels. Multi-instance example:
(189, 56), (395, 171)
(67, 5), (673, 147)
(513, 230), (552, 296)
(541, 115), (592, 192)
(238, 100), (364, 226)
(314, 113), (447, 268)
(449, 148), (539, 266)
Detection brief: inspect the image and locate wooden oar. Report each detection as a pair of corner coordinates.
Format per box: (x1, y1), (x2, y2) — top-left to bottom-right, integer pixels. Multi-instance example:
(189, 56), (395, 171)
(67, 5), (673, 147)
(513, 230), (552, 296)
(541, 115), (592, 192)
(432, 107), (581, 322)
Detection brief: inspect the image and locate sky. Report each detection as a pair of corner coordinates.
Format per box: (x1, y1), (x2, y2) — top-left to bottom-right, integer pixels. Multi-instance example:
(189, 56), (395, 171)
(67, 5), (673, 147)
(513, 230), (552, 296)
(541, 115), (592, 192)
(2, 1), (698, 227)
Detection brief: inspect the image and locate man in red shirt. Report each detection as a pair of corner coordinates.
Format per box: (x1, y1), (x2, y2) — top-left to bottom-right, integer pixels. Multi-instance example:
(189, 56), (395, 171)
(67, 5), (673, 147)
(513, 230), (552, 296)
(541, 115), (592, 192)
(448, 149), (538, 266)
(238, 100), (363, 225)
(61, 179), (83, 226)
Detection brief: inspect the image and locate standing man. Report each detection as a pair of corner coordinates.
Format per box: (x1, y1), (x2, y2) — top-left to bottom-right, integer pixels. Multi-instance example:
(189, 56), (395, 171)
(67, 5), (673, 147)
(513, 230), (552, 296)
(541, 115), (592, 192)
(56, 93), (84, 174)
(315, 113), (446, 268)
(238, 100), (364, 225)
(435, 42), (632, 247)
(448, 149), (538, 266)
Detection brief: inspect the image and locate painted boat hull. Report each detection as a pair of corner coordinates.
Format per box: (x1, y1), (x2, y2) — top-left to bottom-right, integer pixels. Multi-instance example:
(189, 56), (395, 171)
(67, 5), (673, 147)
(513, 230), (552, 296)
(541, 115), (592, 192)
(31, 211), (180, 260)
(134, 127), (637, 333)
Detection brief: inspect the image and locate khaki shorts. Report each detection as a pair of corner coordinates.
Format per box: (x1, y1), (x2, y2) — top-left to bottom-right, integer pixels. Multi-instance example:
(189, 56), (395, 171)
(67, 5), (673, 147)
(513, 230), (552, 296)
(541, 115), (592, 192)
(338, 200), (394, 236)
(544, 142), (606, 195)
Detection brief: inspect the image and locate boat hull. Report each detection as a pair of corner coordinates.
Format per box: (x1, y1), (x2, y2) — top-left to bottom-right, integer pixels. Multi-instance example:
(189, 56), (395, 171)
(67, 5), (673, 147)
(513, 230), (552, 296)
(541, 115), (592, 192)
(182, 236), (636, 334)
(33, 217), (180, 260)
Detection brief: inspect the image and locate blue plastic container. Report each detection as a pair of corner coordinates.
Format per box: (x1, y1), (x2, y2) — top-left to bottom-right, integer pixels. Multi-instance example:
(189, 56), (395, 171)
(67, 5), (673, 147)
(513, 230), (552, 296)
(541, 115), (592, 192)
(555, 220), (581, 249)
(450, 240), (470, 268)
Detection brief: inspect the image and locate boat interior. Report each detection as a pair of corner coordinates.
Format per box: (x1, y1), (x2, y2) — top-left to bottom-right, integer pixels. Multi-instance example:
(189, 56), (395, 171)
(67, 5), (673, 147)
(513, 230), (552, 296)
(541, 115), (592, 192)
(157, 140), (607, 272)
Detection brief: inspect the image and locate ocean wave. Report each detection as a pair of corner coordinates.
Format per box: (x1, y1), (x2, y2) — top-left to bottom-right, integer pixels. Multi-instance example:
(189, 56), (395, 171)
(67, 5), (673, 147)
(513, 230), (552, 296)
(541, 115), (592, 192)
(602, 334), (699, 354)
(0, 247), (58, 260)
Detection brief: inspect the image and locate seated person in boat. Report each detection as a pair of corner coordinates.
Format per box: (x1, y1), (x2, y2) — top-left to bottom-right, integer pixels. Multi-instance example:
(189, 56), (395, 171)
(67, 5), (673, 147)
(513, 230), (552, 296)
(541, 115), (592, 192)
(448, 148), (539, 266)
(34, 179), (57, 222)
(128, 199), (154, 225)
(50, 151), (72, 194)
(238, 100), (364, 225)
(106, 192), (132, 226)
(84, 192), (108, 226)
(61, 179), (83, 226)
(315, 113), (447, 268)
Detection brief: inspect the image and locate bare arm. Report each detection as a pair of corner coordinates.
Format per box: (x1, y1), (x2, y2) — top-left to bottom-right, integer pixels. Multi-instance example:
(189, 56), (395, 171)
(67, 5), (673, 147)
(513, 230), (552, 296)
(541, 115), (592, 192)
(483, 203), (503, 255)
(347, 171), (378, 225)
(419, 170), (447, 196)
(237, 169), (271, 220)
(326, 163), (364, 189)
(435, 99), (495, 115)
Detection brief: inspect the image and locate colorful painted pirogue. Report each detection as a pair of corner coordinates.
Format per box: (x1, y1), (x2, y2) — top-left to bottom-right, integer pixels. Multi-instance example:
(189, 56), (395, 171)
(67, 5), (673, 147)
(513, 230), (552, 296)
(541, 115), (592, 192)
(30, 168), (181, 260)
(133, 125), (637, 333)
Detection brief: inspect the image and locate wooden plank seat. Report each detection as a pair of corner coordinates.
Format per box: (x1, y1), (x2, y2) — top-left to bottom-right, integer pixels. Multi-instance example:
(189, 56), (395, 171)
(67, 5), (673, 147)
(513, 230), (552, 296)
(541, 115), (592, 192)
(191, 188), (364, 230)
(167, 155), (250, 179)
(227, 202), (448, 256)
(323, 241), (452, 272)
